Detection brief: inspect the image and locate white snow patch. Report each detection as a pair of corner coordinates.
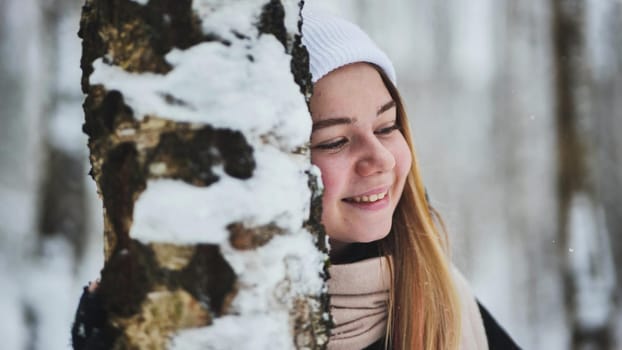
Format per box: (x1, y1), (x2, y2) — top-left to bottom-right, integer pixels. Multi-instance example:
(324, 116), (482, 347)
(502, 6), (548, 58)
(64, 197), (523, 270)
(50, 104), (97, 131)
(307, 164), (324, 192)
(130, 0), (149, 5)
(171, 313), (293, 350)
(222, 232), (325, 313)
(90, 35), (310, 151)
(282, 0), (302, 38)
(191, 0), (300, 45)
(131, 147), (311, 244)
(192, 0), (262, 42)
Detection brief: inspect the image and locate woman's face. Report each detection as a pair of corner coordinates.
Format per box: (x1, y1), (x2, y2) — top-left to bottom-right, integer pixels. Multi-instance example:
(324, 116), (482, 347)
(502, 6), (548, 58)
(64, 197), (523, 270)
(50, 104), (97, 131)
(310, 63), (412, 247)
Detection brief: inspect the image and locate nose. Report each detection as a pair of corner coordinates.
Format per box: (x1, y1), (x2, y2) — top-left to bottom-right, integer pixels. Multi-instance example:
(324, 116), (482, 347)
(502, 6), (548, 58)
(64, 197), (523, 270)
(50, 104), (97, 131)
(354, 137), (396, 177)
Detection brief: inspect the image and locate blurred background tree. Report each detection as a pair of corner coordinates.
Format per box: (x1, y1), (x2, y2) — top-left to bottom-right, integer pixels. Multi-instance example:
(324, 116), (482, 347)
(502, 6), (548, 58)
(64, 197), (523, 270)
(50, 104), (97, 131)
(0, 0), (620, 349)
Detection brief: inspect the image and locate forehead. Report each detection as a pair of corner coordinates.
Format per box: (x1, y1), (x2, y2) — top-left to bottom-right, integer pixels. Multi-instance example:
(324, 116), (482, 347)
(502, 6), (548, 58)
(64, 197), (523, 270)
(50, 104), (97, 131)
(309, 63), (392, 120)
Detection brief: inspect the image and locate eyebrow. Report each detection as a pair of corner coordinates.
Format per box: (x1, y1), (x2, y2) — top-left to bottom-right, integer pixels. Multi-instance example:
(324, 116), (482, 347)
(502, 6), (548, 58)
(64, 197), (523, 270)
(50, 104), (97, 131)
(377, 100), (396, 115)
(312, 117), (355, 132)
(311, 100), (396, 132)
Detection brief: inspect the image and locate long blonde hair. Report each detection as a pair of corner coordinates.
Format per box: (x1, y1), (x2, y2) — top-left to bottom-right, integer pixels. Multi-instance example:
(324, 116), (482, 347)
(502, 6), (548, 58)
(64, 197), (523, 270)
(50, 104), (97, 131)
(376, 68), (462, 350)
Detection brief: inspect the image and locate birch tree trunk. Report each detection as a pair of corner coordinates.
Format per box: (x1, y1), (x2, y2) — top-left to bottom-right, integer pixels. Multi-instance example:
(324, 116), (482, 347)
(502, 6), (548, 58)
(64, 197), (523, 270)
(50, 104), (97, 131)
(552, 1), (617, 349)
(78, 0), (329, 349)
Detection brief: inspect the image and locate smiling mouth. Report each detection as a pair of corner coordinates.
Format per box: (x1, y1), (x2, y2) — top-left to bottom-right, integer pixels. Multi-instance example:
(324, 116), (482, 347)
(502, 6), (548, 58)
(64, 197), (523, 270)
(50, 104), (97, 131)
(343, 190), (388, 203)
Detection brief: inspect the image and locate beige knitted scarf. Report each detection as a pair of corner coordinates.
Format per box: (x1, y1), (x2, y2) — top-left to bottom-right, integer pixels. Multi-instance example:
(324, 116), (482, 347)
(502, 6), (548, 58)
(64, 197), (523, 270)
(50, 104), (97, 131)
(327, 257), (489, 350)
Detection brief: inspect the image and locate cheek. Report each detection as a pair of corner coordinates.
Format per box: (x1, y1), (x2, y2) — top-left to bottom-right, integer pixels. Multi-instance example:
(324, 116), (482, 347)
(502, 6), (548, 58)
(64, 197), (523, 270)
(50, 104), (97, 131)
(393, 138), (412, 181)
(311, 156), (342, 203)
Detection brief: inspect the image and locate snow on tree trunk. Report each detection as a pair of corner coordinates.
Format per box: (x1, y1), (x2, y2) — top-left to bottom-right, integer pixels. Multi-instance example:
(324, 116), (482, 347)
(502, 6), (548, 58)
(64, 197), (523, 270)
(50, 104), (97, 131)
(78, 0), (330, 349)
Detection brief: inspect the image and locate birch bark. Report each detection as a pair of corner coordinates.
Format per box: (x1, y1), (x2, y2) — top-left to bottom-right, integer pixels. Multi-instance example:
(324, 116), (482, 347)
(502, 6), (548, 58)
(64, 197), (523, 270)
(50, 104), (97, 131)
(79, 0), (329, 348)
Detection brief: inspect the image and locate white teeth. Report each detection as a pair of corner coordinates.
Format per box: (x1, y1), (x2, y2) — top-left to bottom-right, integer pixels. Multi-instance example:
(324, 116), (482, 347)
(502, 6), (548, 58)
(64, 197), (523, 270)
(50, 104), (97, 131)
(350, 191), (387, 203)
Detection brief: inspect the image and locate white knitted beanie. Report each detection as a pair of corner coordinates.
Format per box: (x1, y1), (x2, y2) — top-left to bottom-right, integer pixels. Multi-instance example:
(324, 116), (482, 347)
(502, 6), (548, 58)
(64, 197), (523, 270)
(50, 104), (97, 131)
(301, 9), (397, 84)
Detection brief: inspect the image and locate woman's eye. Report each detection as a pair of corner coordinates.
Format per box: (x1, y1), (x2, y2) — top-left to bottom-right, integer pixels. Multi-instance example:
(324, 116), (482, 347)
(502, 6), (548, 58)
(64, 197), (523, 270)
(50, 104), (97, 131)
(375, 123), (400, 135)
(311, 138), (348, 151)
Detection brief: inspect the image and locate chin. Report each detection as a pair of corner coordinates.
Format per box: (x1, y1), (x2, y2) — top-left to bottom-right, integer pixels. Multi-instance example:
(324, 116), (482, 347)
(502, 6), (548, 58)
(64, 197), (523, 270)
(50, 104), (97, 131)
(355, 225), (392, 243)
(326, 220), (393, 244)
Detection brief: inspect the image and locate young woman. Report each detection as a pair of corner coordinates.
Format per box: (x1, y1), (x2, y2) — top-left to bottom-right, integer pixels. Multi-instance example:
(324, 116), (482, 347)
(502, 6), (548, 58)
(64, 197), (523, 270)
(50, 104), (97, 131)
(73, 9), (520, 350)
(302, 10), (520, 350)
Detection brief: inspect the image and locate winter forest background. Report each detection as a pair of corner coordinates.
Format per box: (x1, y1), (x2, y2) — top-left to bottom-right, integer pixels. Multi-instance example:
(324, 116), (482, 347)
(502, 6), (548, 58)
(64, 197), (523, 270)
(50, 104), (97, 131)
(0, 0), (620, 349)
